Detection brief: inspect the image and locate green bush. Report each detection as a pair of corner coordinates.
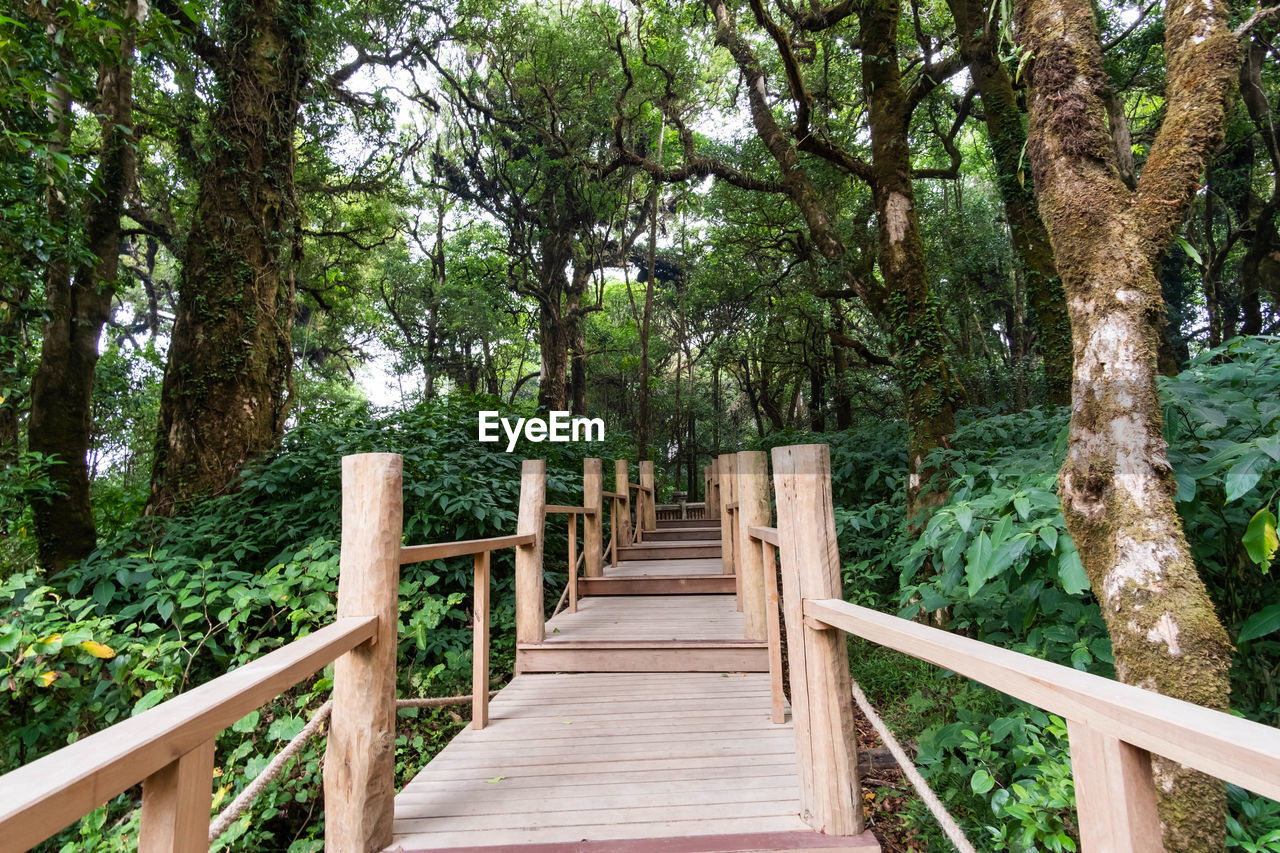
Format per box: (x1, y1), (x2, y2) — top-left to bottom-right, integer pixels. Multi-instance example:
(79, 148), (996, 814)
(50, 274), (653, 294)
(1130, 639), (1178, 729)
(1, 393), (631, 849)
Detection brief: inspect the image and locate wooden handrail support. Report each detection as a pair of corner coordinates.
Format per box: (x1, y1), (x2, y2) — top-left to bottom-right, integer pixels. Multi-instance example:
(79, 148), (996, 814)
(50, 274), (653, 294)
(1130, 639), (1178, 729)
(400, 533), (536, 564)
(602, 490), (625, 500)
(640, 461), (657, 532)
(547, 504), (589, 514)
(748, 526), (785, 723)
(0, 617), (378, 853)
(584, 458), (604, 577)
(804, 597), (1280, 848)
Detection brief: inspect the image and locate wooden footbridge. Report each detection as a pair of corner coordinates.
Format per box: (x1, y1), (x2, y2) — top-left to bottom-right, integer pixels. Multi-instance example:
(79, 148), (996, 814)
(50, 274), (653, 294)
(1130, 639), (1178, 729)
(3, 446), (1280, 853)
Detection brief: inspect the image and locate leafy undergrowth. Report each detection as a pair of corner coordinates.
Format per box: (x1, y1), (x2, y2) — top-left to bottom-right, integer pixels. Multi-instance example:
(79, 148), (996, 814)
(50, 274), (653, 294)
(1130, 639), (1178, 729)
(828, 338), (1280, 852)
(1, 394), (629, 851)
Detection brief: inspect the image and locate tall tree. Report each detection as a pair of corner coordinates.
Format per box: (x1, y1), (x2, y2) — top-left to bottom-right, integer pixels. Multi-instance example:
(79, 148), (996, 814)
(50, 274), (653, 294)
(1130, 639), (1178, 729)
(145, 0), (310, 515)
(1014, 0), (1238, 846)
(26, 0), (140, 572)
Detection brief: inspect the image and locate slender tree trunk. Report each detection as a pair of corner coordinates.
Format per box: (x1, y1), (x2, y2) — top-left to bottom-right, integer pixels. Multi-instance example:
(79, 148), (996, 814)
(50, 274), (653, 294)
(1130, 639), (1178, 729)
(148, 0), (309, 515)
(537, 302), (571, 411)
(637, 122), (663, 461)
(567, 262), (589, 416)
(949, 0), (1072, 404)
(1016, 0), (1236, 846)
(28, 0), (138, 571)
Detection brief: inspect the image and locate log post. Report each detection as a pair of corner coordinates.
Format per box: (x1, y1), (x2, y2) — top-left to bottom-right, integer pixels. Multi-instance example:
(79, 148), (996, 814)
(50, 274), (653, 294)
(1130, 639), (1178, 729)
(639, 461), (657, 531)
(325, 452), (403, 852)
(762, 540), (786, 725)
(1067, 722), (1163, 852)
(718, 453), (737, 582)
(736, 451), (769, 641)
(138, 738), (214, 853)
(771, 443), (862, 835)
(614, 459), (631, 544)
(706, 461), (720, 520)
(515, 459), (547, 643)
(568, 513), (578, 613)
(472, 550), (491, 730)
(610, 497), (619, 568)
(584, 458), (603, 577)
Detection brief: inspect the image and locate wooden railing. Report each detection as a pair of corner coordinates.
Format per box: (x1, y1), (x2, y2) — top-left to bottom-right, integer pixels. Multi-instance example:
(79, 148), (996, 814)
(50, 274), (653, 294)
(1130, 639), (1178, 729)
(745, 443), (1280, 849)
(655, 501), (706, 520)
(0, 453), (546, 852)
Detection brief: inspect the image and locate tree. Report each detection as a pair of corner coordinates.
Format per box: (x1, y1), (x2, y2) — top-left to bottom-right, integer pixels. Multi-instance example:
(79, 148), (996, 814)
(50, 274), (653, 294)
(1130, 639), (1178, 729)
(1014, 0), (1239, 846)
(26, 0), (141, 572)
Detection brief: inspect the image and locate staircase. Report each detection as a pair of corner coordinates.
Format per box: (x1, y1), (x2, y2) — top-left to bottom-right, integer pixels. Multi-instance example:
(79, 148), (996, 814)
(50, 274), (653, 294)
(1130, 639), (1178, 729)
(516, 512), (767, 673)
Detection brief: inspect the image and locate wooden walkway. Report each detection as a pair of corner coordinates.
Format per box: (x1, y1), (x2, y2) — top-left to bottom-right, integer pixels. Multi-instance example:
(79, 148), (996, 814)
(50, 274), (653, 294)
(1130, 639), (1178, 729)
(388, 517), (879, 852)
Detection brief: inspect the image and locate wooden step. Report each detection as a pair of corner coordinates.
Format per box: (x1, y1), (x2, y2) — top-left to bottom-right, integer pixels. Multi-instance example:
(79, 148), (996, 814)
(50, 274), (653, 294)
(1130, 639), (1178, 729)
(578, 575), (736, 596)
(398, 829), (880, 852)
(644, 527), (722, 542)
(618, 542), (721, 561)
(656, 518), (719, 530)
(516, 640), (768, 674)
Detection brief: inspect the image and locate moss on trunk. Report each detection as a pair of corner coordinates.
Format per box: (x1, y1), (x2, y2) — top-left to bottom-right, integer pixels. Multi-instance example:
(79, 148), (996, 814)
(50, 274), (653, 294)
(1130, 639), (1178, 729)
(147, 0), (310, 515)
(1015, 0), (1238, 846)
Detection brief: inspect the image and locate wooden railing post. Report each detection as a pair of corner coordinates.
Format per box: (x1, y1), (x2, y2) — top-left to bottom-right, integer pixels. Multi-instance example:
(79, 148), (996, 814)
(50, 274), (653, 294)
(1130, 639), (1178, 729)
(771, 443), (862, 836)
(736, 451), (769, 641)
(568, 513), (579, 612)
(584, 458), (603, 577)
(609, 497), (619, 567)
(325, 452), (403, 851)
(515, 459), (547, 644)
(761, 539), (786, 724)
(639, 461), (657, 531)
(138, 738), (214, 853)
(706, 461), (720, 520)
(1067, 722), (1163, 852)
(718, 453), (737, 584)
(472, 550), (491, 730)
(614, 459), (631, 545)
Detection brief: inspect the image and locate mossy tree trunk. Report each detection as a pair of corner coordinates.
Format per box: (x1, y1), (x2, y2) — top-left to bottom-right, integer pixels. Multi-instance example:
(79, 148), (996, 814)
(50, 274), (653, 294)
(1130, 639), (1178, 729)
(147, 0), (310, 516)
(27, 0), (139, 572)
(859, 0), (961, 517)
(1014, 0), (1237, 846)
(947, 0), (1072, 404)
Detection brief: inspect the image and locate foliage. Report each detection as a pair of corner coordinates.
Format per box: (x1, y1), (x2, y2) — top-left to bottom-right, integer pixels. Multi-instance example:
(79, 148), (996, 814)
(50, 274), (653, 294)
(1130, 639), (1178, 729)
(0, 394), (629, 848)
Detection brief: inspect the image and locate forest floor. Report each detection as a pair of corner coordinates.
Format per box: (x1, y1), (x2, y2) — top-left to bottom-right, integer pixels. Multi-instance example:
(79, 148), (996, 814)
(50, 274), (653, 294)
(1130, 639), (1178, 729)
(856, 713), (927, 852)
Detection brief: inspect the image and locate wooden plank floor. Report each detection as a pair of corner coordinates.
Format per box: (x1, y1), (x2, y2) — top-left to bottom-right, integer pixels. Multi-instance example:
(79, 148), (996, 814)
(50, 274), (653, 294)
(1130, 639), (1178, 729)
(541, 595), (745, 643)
(389, 673), (829, 850)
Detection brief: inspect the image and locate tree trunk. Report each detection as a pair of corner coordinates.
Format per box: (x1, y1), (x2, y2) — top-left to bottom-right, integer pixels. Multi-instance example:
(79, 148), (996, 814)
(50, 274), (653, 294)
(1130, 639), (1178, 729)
(860, 0), (960, 519)
(948, 0), (1073, 405)
(148, 0), (308, 516)
(537, 303), (571, 411)
(28, 0), (138, 571)
(1016, 0), (1236, 846)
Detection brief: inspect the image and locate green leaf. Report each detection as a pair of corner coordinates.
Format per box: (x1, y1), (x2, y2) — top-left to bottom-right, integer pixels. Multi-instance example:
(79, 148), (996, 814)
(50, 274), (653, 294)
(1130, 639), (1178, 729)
(965, 532), (993, 596)
(1013, 494), (1031, 522)
(1242, 507), (1278, 570)
(955, 504), (973, 533)
(1038, 524), (1059, 553)
(1057, 546), (1088, 596)
(232, 710), (260, 733)
(1224, 452), (1268, 502)
(133, 688), (168, 715)
(1238, 604), (1280, 643)
(1175, 235), (1203, 266)
(971, 768), (996, 794)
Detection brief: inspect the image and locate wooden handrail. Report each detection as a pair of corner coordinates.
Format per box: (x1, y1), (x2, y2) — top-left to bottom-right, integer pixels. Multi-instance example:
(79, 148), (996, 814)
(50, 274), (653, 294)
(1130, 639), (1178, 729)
(602, 490), (624, 500)
(725, 501), (739, 511)
(0, 616), (378, 852)
(400, 533), (536, 565)
(748, 525), (779, 546)
(546, 504), (589, 514)
(628, 482), (653, 492)
(803, 597), (1280, 802)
